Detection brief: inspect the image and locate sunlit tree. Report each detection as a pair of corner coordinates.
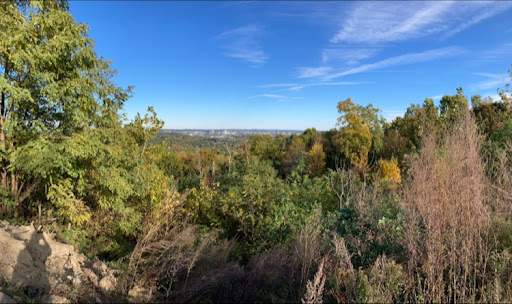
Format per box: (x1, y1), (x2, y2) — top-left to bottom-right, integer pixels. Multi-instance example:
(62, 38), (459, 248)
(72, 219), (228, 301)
(336, 98), (384, 175)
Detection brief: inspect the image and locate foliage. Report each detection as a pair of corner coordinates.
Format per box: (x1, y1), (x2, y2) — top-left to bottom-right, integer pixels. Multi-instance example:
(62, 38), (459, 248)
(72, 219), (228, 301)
(336, 99), (372, 173)
(337, 98), (385, 153)
(4, 3), (512, 303)
(439, 87), (469, 122)
(282, 136), (306, 176)
(47, 179), (90, 226)
(0, 1), (180, 259)
(384, 98), (438, 166)
(375, 157), (401, 187)
(366, 255), (404, 303)
(306, 142), (326, 178)
(336, 184), (404, 269)
(247, 133), (286, 169)
(153, 132), (248, 154)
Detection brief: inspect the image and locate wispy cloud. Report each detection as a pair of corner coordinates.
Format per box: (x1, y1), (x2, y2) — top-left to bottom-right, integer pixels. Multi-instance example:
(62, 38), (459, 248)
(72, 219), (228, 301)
(330, 2), (454, 44)
(248, 93), (303, 102)
(296, 66), (332, 78)
(323, 47), (464, 80)
(322, 47), (380, 65)
(330, 2), (511, 44)
(257, 83), (298, 89)
(218, 25), (268, 66)
(276, 81), (361, 92)
(266, 2), (343, 27)
(470, 73), (508, 92)
(442, 2), (512, 38)
(478, 43), (512, 61)
(258, 81), (361, 93)
(253, 81), (360, 101)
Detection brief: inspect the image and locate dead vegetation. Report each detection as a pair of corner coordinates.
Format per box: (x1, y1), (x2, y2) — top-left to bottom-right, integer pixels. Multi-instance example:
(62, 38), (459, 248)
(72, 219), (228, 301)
(120, 205), (332, 303)
(402, 111), (490, 302)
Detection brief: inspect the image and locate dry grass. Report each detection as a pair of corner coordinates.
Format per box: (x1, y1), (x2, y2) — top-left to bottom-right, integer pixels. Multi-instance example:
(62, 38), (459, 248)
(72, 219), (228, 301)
(325, 236), (354, 304)
(172, 246), (303, 303)
(302, 257), (326, 304)
(402, 110), (490, 302)
(485, 141), (512, 218)
(122, 206), (331, 303)
(366, 255), (404, 303)
(120, 192), (216, 302)
(168, 211), (331, 303)
(483, 140), (512, 302)
(123, 224), (215, 300)
(294, 210), (325, 296)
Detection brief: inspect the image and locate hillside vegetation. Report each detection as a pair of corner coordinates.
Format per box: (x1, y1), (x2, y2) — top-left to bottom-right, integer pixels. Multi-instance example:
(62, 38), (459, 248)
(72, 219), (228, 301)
(1, 1), (512, 303)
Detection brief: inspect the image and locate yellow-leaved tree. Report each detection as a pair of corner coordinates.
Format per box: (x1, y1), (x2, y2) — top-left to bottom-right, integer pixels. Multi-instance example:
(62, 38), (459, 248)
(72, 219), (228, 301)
(336, 98), (384, 176)
(306, 142), (326, 177)
(375, 157), (401, 188)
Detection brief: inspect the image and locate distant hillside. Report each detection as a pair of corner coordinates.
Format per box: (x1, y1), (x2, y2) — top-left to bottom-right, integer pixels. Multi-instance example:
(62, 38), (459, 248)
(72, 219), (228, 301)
(160, 129), (303, 137)
(151, 132), (248, 153)
(154, 130), (303, 153)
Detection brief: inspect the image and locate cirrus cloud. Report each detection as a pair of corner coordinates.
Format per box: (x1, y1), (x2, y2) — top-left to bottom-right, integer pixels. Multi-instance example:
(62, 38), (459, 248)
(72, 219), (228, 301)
(330, 1), (512, 44)
(218, 25), (268, 66)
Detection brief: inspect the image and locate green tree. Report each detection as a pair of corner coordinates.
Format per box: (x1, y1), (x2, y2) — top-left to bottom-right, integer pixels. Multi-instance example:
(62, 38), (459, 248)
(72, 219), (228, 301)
(247, 134), (285, 168)
(336, 98), (384, 175)
(282, 136), (306, 176)
(439, 87), (468, 122)
(385, 98), (439, 162)
(300, 128), (327, 150)
(471, 94), (483, 108)
(0, 0), (131, 213)
(306, 142), (326, 177)
(126, 106), (164, 158)
(0, 2), (173, 254)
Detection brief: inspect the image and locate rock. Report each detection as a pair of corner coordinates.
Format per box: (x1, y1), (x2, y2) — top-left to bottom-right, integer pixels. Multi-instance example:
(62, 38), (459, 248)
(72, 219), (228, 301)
(98, 276), (116, 293)
(82, 268), (99, 287)
(0, 221), (117, 302)
(95, 296), (102, 303)
(23, 285), (38, 298)
(41, 294), (70, 303)
(93, 261), (108, 276)
(0, 291), (17, 304)
(128, 285), (151, 302)
(71, 272), (82, 288)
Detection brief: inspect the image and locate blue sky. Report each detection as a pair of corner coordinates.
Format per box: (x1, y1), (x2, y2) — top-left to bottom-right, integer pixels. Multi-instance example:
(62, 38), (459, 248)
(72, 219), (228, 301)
(69, 1), (512, 130)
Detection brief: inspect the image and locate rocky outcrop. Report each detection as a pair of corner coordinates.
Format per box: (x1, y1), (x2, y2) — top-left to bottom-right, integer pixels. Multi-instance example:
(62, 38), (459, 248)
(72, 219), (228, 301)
(0, 291), (16, 304)
(0, 221), (117, 303)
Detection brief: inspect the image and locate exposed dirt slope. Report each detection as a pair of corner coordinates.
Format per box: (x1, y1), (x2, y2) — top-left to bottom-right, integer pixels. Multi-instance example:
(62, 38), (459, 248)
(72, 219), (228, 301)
(0, 221), (117, 303)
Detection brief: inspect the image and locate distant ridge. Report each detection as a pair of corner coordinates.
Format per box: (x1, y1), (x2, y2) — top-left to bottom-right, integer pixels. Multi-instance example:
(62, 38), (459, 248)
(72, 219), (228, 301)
(159, 129), (304, 137)
(160, 129), (304, 132)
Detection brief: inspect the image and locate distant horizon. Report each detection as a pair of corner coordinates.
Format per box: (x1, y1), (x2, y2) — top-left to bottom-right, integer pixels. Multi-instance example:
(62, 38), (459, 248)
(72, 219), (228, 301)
(161, 128), (305, 131)
(70, 1), (512, 130)
(160, 128), (308, 133)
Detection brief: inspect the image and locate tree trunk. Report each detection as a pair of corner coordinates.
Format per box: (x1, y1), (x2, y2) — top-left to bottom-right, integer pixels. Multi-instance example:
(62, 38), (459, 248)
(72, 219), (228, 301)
(0, 114), (7, 190)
